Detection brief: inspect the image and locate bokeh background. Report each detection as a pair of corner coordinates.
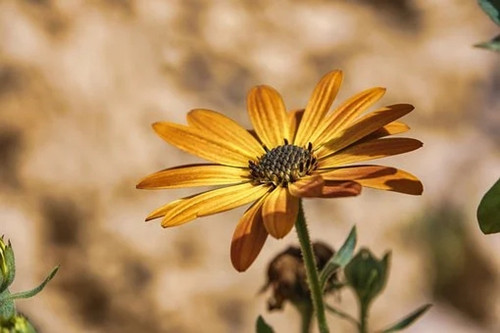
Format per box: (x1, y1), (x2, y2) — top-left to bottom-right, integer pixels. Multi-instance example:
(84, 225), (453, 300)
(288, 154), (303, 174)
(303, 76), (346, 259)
(1, 0), (499, 332)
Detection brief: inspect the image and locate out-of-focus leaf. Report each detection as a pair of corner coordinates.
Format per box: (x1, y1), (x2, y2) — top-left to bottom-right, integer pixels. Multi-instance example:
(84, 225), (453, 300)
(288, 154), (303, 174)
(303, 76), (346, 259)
(319, 226), (357, 289)
(7, 266), (59, 301)
(475, 35), (500, 52)
(325, 304), (359, 327)
(379, 304), (432, 332)
(479, 0), (500, 25)
(256, 315), (274, 333)
(478, 178), (500, 234)
(0, 289), (15, 320)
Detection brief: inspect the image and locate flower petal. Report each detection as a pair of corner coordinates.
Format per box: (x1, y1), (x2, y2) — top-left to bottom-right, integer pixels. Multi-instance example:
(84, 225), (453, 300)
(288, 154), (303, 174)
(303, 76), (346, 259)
(136, 164), (249, 189)
(316, 104), (415, 158)
(361, 121), (409, 142)
(294, 70), (343, 146)
(187, 109), (264, 157)
(320, 165), (423, 195)
(153, 122), (253, 166)
(231, 196), (268, 272)
(289, 175), (361, 198)
(262, 186), (299, 239)
(288, 109), (304, 144)
(319, 137), (423, 168)
(145, 182), (269, 226)
(310, 87), (386, 147)
(247, 85), (289, 148)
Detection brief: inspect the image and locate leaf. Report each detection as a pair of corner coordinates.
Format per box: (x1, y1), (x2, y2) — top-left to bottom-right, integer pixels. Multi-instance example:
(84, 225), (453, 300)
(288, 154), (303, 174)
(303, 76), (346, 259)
(478, 0), (500, 26)
(475, 35), (500, 52)
(319, 226), (357, 289)
(379, 304), (432, 332)
(256, 315), (274, 333)
(6, 266), (59, 301)
(0, 289), (15, 320)
(477, 178), (500, 234)
(325, 304), (359, 327)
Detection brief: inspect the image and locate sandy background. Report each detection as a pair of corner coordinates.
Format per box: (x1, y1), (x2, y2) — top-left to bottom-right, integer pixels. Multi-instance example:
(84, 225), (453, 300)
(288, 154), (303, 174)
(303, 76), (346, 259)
(1, 0), (499, 332)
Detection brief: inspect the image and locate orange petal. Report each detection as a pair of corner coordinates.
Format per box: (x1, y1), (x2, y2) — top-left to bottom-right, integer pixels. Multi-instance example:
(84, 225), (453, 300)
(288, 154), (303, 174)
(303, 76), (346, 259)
(247, 85), (289, 148)
(294, 70), (343, 146)
(318, 180), (362, 198)
(288, 175), (325, 197)
(288, 109), (304, 144)
(362, 121), (410, 141)
(152, 122), (252, 167)
(262, 187), (299, 239)
(136, 164), (248, 189)
(231, 196), (268, 272)
(317, 104), (415, 158)
(187, 109), (264, 157)
(320, 165), (423, 195)
(319, 137), (423, 168)
(145, 183), (269, 226)
(310, 87), (386, 147)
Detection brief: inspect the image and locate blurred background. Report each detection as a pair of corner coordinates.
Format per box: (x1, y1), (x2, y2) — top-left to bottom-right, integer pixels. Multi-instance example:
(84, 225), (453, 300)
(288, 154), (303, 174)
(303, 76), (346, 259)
(0, 0), (499, 332)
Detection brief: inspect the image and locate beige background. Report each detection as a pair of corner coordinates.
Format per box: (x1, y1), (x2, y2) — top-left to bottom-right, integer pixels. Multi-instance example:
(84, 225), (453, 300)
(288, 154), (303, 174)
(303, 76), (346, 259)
(1, 0), (499, 332)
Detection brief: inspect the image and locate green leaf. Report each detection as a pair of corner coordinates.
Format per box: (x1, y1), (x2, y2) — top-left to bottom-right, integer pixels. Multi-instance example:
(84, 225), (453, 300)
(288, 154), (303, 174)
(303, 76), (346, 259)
(477, 178), (500, 234)
(344, 249), (391, 308)
(475, 35), (500, 52)
(325, 304), (359, 327)
(256, 315), (274, 333)
(6, 266), (59, 302)
(0, 289), (15, 320)
(319, 225), (357, 289)
(379, 304), (432, 332)
(479, 0), (500, 25)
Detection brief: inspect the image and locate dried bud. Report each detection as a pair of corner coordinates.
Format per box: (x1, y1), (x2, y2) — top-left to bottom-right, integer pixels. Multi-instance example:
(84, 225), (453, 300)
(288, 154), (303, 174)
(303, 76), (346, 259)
(260, 242), (337, 311)
(0, 237), (15, 293)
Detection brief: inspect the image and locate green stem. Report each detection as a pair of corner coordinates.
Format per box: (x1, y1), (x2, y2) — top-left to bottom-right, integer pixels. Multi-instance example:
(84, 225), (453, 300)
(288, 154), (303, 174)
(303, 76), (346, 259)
(359, 303), (368, 333)
(295, 200), (329, 333)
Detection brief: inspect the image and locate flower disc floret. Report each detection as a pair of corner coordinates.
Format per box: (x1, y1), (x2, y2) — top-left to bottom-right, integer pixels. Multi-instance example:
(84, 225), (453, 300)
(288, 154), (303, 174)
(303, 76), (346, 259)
(249, 141), (317, 187)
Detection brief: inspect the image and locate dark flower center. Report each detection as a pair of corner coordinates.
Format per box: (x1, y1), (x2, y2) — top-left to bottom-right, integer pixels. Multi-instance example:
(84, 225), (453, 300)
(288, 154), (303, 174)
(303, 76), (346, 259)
(249, 141), (317, 187)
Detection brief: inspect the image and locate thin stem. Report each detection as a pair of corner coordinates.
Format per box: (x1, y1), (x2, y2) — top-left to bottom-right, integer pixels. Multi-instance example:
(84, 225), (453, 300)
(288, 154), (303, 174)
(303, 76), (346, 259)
(295, 200), (329, 333)
(297, 302), (313, 333)
(359, 303), (369, 333)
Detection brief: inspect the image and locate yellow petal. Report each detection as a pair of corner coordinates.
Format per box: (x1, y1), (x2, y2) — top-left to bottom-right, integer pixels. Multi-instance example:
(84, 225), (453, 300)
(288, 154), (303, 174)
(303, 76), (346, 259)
(247, 85), (289, 148)
(262, 187), (299, 239)
(145, 182), (269, 226)
(231, 196), (268, 272)
(136, 164), (249, 189)
(320, 165), (423, 195)
(319, 137), (423, 168)
(310, 87), (386, 147)
(152, 122), (252, 167)
(317, 104), (414, 158)
(361, 121), (410, 142)
(187, 109), (264, 157)
(294, 70), (343, 146)
(288, 109), (304, 144)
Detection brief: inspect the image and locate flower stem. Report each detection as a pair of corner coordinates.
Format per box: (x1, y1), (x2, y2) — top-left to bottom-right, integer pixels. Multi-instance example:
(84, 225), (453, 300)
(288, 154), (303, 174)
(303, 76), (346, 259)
(295, 200), (329, 333)
(359, 303), (368, 333)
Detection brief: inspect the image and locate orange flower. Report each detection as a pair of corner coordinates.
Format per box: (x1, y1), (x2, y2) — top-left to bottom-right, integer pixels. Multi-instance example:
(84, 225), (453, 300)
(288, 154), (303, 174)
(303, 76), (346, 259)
(137, 70), (423, 272)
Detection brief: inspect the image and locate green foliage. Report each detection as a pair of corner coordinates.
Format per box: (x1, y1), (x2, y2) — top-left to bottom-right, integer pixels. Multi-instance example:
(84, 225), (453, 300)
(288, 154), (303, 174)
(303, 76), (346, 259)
(479, 0), (500, 25)
(256, 315), (274, 333)
(319, 226), (357, 290)
(380, 304), (432, 332)
(0, 291), (14, 321)
(344, 249), (390, 308)
(478, 178), (500, 234)
(0, 238), (15, 293)
(0, 314), (36, 333)
(475, 35), (500, 52)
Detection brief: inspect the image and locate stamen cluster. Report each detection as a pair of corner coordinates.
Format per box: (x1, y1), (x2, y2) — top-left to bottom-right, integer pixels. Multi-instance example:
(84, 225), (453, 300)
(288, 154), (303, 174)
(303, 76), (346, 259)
(249, 140), (317, 187)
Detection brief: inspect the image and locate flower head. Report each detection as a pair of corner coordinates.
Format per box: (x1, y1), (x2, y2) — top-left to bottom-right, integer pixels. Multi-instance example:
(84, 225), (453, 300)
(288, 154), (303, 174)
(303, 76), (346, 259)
(137, 70), (423, 272)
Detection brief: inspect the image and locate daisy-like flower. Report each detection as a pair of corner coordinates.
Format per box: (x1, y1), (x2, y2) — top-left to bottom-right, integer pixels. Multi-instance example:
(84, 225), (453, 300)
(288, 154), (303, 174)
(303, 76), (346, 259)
(137, 70), (423, 272)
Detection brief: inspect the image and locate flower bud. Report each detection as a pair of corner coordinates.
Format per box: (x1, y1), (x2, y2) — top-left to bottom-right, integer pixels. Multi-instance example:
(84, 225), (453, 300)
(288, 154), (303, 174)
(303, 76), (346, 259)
(344, 248), (390, 307)
(0, 314), (37, 333)
(0, 237), (15, 293)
